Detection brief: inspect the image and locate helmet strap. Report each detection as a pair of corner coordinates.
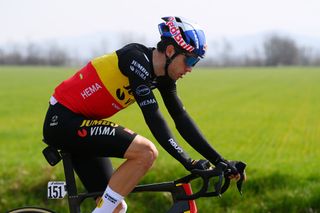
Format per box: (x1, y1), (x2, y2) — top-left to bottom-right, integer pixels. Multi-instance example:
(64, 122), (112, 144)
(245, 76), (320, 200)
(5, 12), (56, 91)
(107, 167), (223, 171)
(164, 52), (179, 77)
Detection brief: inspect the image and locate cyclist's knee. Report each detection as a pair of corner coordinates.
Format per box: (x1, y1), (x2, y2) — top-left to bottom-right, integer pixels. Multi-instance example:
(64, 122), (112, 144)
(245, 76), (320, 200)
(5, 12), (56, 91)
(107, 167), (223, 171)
(133, 136), (158, 165)
(125, 135), (158, 168)
(143, 142), (158, 167)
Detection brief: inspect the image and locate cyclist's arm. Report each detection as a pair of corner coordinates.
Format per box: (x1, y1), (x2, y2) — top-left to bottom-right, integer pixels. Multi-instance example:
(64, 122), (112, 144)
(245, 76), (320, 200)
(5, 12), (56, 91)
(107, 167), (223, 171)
(136, 95), (192, 169)
(157, 77), (223, 165)
(117, 47), (192, 169)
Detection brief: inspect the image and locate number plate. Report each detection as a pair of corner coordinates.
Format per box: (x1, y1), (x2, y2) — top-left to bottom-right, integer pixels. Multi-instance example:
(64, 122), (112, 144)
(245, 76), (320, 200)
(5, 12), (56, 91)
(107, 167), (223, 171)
(47, 181), (67, 199)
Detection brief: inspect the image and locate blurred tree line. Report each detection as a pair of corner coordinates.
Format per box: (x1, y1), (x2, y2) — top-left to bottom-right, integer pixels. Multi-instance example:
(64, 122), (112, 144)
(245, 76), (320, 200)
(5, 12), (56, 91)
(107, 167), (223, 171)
(202, 35), (320, 67)
(0, 34), (320, 67)
(0, 42), (70, 66)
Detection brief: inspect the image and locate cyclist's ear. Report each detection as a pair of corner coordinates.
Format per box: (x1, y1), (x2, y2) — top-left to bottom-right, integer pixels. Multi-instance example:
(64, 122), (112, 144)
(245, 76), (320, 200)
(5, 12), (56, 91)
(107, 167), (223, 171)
(165, 45), (175, 58)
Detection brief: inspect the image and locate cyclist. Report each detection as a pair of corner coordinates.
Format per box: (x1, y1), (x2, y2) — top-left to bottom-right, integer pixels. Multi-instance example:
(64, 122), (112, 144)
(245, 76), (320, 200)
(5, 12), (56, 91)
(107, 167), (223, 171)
(43, 16), (240, 213)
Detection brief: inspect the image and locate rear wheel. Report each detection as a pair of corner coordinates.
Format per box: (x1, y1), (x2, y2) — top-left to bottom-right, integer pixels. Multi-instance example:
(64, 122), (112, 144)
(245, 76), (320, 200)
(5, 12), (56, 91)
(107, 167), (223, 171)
(7, 207), (55, 213)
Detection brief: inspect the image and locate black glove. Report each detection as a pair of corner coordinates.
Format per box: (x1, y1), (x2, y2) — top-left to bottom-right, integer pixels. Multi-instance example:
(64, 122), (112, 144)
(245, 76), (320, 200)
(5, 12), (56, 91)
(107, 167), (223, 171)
(185, 159), (211, 171)
(215, 158), (239, 177)
(218, 160), (247, 195)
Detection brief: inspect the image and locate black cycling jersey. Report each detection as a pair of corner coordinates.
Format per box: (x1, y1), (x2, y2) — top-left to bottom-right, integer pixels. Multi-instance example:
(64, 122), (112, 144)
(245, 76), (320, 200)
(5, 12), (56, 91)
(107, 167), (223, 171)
(116, 43), (222, 168)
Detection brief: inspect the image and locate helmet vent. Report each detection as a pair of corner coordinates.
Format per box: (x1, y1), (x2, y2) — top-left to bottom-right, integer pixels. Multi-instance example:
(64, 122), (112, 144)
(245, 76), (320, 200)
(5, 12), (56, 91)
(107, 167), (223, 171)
(189, 39), (196, 49)
(175, 17), (182, 23)
(179, 27), (187, 40)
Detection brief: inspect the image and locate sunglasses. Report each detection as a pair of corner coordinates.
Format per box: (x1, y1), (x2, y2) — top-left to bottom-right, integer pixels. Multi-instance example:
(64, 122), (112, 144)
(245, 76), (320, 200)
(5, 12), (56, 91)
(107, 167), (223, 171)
(183, 54), (201, 67)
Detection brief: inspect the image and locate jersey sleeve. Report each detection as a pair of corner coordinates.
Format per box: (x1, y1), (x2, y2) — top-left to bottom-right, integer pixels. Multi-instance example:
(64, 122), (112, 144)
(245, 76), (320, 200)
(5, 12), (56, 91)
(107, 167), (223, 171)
(157, 77), (223, 165)
(118, 48), (192, 169)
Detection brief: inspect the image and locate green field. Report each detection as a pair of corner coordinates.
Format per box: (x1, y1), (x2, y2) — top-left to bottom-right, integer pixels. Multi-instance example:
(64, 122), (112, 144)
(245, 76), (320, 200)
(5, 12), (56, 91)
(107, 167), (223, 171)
(0, 66), (319, 212)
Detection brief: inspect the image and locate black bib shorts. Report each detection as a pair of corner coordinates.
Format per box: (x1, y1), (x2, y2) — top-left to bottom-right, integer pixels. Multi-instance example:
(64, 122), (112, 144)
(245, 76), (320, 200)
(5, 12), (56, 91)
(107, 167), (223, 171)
(43, 102), (137, 192)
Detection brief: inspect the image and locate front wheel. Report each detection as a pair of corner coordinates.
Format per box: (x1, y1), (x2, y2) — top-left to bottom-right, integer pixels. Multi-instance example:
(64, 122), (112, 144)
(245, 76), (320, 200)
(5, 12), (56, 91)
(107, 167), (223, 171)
(6, 207), (55, 213)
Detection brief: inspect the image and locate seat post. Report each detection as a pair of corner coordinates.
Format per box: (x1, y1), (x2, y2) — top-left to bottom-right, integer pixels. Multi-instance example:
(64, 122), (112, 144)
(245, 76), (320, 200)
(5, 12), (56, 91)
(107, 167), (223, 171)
(61, 152), (81, 213)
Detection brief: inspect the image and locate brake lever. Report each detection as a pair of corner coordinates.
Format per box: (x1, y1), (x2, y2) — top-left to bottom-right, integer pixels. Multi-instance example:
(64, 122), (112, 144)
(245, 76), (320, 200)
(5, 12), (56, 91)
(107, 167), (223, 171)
(235, 162), (246, 195)
(220, 161), (246, 195)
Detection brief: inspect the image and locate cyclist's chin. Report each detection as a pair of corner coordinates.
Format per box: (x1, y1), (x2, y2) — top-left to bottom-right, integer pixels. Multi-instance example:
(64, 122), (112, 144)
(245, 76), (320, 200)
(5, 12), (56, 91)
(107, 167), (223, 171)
(167, 73), (178, 81)
(177, 73), (185, 80)
(175, 76), (182, 81)
(176, 72), (184, 80)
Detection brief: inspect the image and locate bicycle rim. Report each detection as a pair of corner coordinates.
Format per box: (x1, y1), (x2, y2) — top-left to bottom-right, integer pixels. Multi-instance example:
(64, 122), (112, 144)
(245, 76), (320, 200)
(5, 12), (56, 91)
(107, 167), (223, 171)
(7, 207), (55, 213)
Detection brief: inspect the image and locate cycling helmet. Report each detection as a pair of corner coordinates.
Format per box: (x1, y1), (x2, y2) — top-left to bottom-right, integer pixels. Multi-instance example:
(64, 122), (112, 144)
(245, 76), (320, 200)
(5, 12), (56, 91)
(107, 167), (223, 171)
(158, 16), (207, 58)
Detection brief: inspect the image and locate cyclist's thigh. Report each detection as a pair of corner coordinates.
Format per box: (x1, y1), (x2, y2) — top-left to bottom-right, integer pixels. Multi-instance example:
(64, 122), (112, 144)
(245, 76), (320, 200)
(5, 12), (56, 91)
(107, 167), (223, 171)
(65, 117), (138, 158)
(72, 156), (113, 193)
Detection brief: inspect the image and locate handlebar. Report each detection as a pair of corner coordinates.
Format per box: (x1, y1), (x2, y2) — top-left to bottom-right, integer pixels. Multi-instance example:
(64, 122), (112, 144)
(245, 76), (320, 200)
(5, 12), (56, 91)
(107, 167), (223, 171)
(174, 161), (246, 200)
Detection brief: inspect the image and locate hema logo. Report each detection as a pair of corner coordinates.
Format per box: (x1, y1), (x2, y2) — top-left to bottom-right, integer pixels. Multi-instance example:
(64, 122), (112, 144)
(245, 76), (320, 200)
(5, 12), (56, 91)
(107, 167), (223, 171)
(80, 83), (102, 99)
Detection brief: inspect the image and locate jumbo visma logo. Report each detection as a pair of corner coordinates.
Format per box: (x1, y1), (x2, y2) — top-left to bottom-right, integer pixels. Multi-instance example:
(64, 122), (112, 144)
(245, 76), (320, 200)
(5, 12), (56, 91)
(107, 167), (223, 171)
(77, 129), (88, 137)
(77, 127), (116, 138)
(80, 120), (118, 127)
(77, 120), (118, 138)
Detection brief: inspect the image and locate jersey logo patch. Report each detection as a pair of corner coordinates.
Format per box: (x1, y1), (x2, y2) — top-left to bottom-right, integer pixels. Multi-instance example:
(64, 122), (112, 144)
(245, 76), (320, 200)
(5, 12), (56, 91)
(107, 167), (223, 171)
(80, 119), (118, 127)
(78, 129), (88, 137)
(139, 98), (156, 107)
(80, 83), (102, 99)
(92, 52), (135, 109)
(130, 60), (149, 80)
(116, 85), (135, 105)
(90, 126), (116, 136)
(136, 84), (150, 96)
(168, 138), (184, 153)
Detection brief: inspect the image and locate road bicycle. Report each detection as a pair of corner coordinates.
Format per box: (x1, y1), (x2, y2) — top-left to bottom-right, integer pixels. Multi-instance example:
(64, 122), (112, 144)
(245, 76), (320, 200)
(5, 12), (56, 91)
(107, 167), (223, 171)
(7, 145), (246, 213)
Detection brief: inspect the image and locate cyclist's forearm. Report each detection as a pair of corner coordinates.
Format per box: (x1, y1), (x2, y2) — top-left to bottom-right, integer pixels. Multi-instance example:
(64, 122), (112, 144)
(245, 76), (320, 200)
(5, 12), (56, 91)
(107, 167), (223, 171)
(143, 110), (192, 169)
(174, 112), (222, 164)
(158, 85), (223, 163)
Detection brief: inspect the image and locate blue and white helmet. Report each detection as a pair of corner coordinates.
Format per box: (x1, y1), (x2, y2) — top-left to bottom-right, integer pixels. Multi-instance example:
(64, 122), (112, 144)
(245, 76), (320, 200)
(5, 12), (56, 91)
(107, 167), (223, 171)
(158, 16), (207, 58)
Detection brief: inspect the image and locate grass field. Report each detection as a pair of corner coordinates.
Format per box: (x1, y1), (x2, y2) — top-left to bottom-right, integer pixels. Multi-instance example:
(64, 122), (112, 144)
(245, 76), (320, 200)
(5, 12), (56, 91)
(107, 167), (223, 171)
(0, 66), (319, 212)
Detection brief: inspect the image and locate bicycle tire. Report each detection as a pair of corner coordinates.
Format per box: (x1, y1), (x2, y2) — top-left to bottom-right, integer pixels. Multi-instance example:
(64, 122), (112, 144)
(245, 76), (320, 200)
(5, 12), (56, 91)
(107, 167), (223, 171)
(6, 207), (55, 213)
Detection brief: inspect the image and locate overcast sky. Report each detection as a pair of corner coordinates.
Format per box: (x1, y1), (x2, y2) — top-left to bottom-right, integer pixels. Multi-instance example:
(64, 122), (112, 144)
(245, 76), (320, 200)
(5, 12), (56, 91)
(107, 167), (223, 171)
(1, 0), (319, 44)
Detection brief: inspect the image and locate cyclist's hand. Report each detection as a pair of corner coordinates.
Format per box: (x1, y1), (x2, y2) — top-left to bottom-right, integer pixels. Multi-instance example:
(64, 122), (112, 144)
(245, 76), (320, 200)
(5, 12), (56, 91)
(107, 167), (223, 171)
(217, 160), (247, 195)
(186, 159), (211, 171)
(216, 159), (240, 180)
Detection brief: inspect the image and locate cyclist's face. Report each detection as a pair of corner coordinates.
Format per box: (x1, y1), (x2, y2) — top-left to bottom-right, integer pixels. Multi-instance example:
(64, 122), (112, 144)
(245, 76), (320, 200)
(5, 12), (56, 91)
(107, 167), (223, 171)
(168, 54), (193, 80)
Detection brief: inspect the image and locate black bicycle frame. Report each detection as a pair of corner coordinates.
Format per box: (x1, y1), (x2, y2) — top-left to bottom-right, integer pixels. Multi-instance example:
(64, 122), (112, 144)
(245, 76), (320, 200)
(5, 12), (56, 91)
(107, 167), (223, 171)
(61, 152), (199, 213)
(43, 145), (246, 213)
